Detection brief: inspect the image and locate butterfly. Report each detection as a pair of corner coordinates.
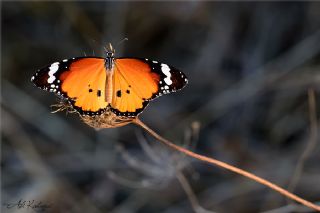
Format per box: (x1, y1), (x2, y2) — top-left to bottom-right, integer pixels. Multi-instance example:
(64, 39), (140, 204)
(31, 44), (188, 121)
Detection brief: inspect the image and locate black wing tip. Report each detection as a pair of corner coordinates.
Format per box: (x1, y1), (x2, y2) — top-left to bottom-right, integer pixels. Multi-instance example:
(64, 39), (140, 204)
(30, 68), (49, 90)
(170, 67), (188, 91)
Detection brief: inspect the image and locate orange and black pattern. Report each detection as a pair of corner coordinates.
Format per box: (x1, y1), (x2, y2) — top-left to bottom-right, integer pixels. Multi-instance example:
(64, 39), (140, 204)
(31, 56), (188, 117)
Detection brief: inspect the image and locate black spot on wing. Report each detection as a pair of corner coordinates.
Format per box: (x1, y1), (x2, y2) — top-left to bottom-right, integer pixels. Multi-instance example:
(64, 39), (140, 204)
(116, 90), (122, 97)
(97, 90), (101, 97)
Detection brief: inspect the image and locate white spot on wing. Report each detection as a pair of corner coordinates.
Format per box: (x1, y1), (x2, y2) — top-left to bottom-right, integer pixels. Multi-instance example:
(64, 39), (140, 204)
(161, 63), (172, 85)
(47, 62), (59, 84)
(63, 59), (68, 62)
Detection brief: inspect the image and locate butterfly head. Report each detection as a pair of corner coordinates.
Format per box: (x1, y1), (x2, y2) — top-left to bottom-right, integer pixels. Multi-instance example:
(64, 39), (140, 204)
(105, 43), (115, 58)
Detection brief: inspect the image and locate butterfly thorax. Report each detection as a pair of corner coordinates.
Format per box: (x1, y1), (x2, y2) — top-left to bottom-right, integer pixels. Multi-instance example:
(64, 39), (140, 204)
(104, 51), (115, 71)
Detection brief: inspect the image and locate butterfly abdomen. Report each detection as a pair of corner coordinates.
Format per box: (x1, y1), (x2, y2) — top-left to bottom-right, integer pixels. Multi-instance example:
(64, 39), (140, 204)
(105, 71), (114, 104)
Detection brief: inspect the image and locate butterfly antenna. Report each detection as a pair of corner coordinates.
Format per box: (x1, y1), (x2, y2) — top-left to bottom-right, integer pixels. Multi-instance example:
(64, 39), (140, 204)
(117, 37), (128, 46)
(103, 46), (109, 53)
(106, 43), (115, 55)
(113, 38), (128, 52)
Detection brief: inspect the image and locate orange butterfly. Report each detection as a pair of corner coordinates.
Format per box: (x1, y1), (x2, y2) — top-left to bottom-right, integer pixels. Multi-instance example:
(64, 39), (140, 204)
(31, 44), (188, 121)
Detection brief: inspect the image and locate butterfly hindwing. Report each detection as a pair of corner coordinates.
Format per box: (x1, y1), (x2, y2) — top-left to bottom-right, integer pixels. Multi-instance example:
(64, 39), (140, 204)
(31, 57), (108, 115)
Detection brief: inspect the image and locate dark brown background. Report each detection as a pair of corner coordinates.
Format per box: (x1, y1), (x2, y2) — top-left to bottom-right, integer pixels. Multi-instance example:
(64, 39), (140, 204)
(2, 2), (320, 213)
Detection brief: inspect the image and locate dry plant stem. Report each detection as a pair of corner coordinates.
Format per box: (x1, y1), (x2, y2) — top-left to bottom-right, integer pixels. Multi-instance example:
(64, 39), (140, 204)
(176, 171), (214, 213)
(176, 171), (200, 211)
(132, 118), (320, 212)
(287, 88), (318, 198)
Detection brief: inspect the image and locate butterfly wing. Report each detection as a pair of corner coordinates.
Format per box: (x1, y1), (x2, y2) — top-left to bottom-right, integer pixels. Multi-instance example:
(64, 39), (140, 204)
(32, 57), (188, 117)
(110, 58), (188, 117)
(31, 57), (109, 115)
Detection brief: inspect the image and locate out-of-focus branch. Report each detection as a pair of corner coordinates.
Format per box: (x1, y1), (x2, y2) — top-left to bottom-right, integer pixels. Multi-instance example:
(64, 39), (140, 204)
(176, 171), (215, 213)
(133, 118), (320, 212)
(287, 89), (319, 200)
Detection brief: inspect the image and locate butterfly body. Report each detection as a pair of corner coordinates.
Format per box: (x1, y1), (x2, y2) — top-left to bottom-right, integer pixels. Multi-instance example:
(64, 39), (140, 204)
(31, 47), (188, 127)
(104, 50), (115, 104)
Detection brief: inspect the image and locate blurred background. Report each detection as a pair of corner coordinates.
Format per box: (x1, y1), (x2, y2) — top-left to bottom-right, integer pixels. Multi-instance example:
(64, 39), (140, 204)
(2, 2), (320, 213)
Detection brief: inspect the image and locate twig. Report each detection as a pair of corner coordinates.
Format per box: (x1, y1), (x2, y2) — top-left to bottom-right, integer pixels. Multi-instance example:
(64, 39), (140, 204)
(287, 89), (318, 198)
(262, 202), (320, 213)
(132, 118), (320, 212)
(176, 171), (215, 213)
